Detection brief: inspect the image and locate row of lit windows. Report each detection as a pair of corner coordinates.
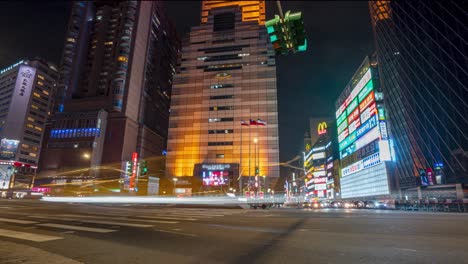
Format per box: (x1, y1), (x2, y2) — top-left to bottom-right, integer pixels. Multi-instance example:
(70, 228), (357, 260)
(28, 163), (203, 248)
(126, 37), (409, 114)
(50, 128), (101, 139)
(208, 117), (234, 122)
(208, 129), (234, 134)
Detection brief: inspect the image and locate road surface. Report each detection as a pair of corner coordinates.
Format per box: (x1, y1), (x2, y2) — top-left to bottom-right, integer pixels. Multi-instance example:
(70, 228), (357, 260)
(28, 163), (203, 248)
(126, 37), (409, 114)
(0, 199), (467, 264)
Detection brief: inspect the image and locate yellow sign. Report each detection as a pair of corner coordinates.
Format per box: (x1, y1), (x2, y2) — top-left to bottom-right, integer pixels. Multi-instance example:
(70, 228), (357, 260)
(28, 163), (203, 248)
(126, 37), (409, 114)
(318, 122), (327, 135)
(305, 143), (311, 151)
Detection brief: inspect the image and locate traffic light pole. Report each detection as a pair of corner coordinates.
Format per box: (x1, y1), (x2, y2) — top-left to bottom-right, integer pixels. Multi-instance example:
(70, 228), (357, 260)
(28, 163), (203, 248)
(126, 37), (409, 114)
(276, 0), (295, 53)
(276, 0), (284, 18)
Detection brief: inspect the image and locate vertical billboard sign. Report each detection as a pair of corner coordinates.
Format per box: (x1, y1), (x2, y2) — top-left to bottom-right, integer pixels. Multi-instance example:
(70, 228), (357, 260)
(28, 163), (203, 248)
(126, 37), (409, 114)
(147, 176), (160, 195)
(0, 165), (13, 190)
(130, 152), (138, 190)
(0, 139), (20, 160)
(4, 65), (36, 139)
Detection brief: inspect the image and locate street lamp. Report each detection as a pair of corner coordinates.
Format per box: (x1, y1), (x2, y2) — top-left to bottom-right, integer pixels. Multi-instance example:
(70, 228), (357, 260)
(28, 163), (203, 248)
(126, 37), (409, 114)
(172, 177), (178, 194)
(82, 153), (90, 160)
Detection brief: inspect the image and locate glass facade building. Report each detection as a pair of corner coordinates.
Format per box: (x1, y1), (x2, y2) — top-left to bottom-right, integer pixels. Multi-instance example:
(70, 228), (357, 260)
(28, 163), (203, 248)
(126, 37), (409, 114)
(166, 1), (280, 192)
(369, 1), (468, 187)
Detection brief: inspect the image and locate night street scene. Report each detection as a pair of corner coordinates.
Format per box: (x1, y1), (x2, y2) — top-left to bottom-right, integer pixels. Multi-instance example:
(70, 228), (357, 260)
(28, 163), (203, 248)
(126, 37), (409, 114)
(0, 1), (467, 263)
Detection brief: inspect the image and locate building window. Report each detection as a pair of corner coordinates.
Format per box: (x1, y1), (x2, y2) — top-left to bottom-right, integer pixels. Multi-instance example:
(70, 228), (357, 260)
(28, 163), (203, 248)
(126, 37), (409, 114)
(208, 141), (233, 146)
(209, 129), (234, 134)
(209, 106), (234, 111)
(210, 84), (234, 89)
(118, 56), (128, 62)
(37, 75), (45, 80)
(214, 12), (235, 31)
(216, 154), (225, 158)
(208, 118), (234, 123)
(210, 95), (234, 100)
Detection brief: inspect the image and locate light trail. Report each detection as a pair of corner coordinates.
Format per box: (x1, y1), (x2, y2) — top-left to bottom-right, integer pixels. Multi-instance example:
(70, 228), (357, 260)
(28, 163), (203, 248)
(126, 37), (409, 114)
(41, 195), (287, 205)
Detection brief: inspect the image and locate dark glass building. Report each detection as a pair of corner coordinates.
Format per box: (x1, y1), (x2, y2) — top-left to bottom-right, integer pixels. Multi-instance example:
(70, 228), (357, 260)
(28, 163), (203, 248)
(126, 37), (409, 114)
(369, 1), (468, 189)
(39, 1), (180, 179)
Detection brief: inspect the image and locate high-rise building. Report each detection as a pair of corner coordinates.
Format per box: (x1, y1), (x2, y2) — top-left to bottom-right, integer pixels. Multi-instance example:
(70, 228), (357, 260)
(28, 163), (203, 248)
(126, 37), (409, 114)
(369, 1), (468, 188)
(166, 0), (279, 193)
(335, 55), (396, 199)
(39, 1), (180, 178)
(0, 59), (59, 190)
(303, 121), (336, 199)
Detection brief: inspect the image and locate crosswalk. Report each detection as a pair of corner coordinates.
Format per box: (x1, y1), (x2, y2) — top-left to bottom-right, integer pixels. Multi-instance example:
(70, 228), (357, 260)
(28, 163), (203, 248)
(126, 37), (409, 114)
(0, 207), (247, 243)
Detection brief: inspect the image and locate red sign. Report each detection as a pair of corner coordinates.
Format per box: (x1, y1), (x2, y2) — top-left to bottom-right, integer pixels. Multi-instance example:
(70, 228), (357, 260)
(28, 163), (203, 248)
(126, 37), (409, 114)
(359, 91), (375, 112)
(426, 167), (434, 185)
(245, 191), (250, 198)
(347, 107), (360, 124)
(130, 152), (138, 188)
(314, 177), (327, 184)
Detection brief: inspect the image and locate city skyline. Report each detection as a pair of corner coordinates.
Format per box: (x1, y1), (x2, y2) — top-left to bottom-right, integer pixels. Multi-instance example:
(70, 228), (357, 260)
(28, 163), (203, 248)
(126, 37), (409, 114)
(0, 1), (374, 168)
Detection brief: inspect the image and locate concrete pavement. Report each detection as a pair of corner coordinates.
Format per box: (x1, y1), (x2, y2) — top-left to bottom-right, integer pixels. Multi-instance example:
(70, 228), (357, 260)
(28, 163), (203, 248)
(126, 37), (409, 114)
(0, 200), (467, 263)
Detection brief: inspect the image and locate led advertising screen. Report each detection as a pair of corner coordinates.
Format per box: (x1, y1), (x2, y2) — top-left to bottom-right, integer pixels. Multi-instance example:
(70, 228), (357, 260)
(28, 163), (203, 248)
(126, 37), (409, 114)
(202, 170), (229, 186)
(0, 139), (20, 160)
(336, 69), (381, 160)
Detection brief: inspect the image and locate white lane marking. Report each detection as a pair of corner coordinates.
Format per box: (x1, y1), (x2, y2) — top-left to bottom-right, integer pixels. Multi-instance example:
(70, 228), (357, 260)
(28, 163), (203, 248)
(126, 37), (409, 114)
(394, 248), (417, 252)
(58, 214), (178, 224)
(135, 215), (197, 221)
(153, 228), (197, 237)
(0, 217), (38, 225)
(163, 212), (222, 217)
(0, 228), (63, 242)
(78, 220), (154, 228)
(29, 215), (79, 221)
(37, 223), (116, 233)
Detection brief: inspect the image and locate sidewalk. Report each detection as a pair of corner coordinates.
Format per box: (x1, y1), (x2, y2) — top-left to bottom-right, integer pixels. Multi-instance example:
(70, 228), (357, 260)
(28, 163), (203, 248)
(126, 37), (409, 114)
(0, 241), (82, 264)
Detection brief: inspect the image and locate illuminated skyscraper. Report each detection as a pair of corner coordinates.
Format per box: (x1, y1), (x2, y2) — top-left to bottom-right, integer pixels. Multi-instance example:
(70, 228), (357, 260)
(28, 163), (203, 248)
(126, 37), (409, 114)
(166, 0), (279, 192)
(369, 1), (468, 187)
(39, 1), (180, 176)
(0, 59), (58, 189)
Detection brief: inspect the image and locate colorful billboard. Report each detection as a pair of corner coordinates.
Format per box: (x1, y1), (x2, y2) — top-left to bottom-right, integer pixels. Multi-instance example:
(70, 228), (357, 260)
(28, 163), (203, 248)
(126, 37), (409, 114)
(336, 66), (390, 178)
(0, 139), (20, 160)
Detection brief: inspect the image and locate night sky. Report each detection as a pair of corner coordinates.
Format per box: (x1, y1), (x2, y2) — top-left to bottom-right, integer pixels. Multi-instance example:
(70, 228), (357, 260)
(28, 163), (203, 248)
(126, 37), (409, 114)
(0, 1), (374, 177)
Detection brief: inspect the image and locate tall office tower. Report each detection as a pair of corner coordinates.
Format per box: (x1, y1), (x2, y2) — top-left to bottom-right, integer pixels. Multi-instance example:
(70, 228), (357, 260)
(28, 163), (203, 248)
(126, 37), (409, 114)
(166, 0), (279, 193)
(369, 1), (468, 187)
(40, 1), (180, 176)
(0, 59), (58, 190)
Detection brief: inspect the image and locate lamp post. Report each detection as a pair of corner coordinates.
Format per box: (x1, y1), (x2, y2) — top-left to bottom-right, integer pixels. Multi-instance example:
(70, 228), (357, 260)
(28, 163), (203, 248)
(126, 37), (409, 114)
(253, 138), (258, 194)
(172, 177), (178, 195)
(263, 175), (266, 192)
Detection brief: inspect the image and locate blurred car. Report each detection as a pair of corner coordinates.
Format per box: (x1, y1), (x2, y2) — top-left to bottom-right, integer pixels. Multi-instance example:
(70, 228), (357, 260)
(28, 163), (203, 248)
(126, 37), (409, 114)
(302, 201), (311, 209)
(331, 201), (343, 208)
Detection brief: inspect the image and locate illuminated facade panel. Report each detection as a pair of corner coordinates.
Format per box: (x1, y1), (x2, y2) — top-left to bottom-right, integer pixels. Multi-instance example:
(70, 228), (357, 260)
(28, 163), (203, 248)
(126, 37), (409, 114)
(201, 1), (265, 25)
(335, 56), (395, 199)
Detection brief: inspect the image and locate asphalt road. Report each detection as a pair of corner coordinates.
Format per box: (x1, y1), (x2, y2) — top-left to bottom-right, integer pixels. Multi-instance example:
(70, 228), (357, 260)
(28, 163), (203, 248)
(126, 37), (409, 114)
(0, 200), (468, 264)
